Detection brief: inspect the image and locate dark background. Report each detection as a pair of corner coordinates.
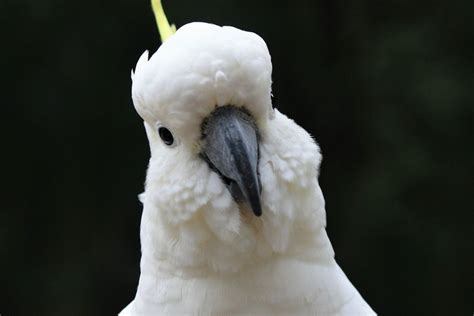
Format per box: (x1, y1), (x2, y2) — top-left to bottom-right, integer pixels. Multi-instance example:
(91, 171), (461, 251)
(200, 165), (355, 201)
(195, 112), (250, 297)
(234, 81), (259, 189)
(1, 0), (473, 315)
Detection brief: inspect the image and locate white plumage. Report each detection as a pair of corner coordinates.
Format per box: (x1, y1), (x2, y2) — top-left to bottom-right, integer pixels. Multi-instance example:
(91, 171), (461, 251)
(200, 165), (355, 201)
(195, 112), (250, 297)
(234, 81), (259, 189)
(121, 22), (375, 315)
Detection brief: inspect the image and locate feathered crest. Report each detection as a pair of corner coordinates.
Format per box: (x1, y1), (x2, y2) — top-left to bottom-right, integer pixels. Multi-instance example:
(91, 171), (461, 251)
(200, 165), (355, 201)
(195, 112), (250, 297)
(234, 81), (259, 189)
(151, 0), (177, 42)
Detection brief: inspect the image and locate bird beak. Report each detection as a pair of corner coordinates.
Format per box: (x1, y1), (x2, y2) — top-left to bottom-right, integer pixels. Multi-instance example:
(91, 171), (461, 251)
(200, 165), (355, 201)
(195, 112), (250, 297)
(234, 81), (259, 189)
(201, 106), (262, 217)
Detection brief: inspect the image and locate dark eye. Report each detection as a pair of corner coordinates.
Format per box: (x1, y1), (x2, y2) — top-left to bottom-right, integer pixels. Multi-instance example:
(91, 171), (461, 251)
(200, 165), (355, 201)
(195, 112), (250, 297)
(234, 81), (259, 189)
(158, 127), (174, 146)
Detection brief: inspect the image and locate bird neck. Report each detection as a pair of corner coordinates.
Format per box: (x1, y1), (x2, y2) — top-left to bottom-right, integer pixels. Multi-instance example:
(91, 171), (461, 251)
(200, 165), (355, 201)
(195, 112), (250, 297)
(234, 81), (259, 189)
(138, 204), (336, 279)
(132, 254), (372, 315)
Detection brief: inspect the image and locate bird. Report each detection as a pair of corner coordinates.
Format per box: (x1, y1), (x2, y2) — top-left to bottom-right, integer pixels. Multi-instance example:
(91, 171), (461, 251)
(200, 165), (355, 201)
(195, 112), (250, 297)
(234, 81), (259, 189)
(120, 1), (375, 315)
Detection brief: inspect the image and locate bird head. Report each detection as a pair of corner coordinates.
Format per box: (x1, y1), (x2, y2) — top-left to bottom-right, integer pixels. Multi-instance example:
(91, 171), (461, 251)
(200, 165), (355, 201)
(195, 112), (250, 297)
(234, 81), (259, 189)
(133, 22), (272, 217)
(131, 2), (331, 274)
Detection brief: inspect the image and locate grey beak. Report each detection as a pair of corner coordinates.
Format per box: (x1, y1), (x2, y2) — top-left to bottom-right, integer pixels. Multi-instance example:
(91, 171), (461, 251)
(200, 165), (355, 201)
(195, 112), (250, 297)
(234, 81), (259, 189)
(201, 106), (262, 217)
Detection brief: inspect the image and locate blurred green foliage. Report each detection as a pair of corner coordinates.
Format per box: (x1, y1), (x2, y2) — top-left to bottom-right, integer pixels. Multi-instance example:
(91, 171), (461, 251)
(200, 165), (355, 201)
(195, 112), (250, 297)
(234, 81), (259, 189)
(1, 0), (472, 315)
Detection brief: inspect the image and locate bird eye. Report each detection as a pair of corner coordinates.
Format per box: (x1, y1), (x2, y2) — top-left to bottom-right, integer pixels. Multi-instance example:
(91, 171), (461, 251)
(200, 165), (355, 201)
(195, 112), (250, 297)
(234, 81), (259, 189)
(158, 127), (174, 146)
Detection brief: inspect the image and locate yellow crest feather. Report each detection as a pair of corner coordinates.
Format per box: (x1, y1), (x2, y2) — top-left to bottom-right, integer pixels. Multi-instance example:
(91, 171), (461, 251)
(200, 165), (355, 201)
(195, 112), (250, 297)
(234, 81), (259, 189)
(151, 0), (176, 42)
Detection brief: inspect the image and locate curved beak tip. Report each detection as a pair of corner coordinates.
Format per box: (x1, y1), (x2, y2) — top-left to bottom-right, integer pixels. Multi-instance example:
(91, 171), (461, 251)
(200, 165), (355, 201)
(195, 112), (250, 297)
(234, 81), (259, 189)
(201, 106), (263, 217)
(253, 205), (262, 217)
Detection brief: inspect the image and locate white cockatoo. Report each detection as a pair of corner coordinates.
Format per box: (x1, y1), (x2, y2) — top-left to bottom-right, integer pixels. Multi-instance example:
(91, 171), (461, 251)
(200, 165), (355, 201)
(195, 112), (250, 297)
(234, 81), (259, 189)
(121, 1), (375, 315)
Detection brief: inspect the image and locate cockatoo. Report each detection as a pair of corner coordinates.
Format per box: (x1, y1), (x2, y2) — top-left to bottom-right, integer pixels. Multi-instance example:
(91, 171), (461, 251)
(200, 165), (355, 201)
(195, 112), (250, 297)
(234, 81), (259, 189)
(121, 1), (375, 315)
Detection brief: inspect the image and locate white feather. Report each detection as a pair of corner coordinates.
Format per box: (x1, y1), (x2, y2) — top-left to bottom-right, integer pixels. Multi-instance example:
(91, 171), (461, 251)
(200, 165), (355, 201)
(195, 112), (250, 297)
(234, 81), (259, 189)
(122, 22), (375, 315)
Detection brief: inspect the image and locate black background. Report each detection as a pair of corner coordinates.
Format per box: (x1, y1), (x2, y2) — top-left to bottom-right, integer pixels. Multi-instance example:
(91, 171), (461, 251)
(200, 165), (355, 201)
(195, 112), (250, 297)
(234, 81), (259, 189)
(1, 0), (473, 315)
